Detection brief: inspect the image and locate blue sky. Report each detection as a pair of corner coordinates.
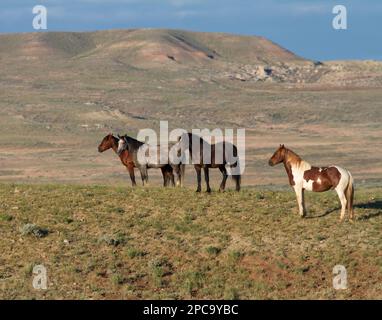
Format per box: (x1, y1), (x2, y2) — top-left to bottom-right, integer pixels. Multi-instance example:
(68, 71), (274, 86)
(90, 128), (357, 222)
(0, 0), (381, 61)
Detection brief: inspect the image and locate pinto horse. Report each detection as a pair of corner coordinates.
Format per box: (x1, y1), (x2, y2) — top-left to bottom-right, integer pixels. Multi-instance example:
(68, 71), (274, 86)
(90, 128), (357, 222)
(268, 145), (354, 221)
(98, 133), (175, 187)
(177, 132), (241, 192)
(117, 134), (185, 187)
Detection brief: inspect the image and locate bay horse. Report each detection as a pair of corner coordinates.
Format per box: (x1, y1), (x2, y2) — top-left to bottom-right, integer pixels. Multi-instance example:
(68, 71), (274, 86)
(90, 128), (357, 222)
(268, 145), (354, 221)
(97, 133), (175, 187)
(177, 132), (241, 192)
(117, 134), (185, 187)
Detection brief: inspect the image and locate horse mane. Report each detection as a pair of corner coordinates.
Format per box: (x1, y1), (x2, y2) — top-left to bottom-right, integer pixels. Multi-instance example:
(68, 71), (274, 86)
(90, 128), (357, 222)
(111, 135), (119, 144)
(123, 135), (145, 150)
(184, 132), (210, 154)
(285, 148), (302, 165)
(187, 132), (209, 145)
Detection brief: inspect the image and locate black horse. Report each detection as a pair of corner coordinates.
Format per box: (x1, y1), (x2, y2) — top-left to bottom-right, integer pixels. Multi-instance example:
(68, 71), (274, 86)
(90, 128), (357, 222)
(178, 132), (241, 192)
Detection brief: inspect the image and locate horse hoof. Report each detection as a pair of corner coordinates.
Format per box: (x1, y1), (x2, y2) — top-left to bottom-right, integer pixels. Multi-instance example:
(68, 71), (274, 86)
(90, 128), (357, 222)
(206, 189), (211, 193)
(196, 189), (201, 193)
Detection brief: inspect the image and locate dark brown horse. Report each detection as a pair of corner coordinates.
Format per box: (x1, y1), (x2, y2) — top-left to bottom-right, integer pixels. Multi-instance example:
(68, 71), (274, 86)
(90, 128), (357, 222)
(178, 132), (241, 192)
(98, 133), (175, 187)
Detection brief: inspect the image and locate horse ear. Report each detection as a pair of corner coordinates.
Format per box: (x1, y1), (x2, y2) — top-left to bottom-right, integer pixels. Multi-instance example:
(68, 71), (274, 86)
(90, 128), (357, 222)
(281, 144), (285, 148)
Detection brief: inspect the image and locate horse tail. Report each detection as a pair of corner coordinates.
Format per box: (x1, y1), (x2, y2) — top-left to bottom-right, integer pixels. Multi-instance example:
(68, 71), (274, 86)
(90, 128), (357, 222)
(346, 171), (354, 217)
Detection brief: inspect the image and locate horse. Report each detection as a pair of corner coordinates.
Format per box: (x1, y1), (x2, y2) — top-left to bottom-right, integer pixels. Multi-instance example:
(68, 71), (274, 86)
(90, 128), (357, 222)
(97, 133), (175, 187)
(177, 132), (241, 192)
(268, 144), (354, 221)
(116, 134), (185, 187)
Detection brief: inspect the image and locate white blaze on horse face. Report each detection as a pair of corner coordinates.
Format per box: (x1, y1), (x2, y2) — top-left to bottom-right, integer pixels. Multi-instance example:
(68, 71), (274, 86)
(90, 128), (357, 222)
(117, 139), (126, 154)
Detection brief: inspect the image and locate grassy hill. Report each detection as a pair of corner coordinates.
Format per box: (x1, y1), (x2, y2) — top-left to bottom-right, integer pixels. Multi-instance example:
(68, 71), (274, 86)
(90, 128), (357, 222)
(0, 184), (381, 299)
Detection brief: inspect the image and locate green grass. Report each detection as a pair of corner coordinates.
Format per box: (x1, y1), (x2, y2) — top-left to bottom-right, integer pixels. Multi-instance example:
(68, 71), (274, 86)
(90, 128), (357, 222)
(0, 183), (381, 299)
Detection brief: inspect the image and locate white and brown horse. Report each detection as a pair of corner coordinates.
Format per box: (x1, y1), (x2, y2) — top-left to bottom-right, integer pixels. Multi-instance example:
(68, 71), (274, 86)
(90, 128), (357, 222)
(268, 145), (354, 221)
(117, 134), (185, 187)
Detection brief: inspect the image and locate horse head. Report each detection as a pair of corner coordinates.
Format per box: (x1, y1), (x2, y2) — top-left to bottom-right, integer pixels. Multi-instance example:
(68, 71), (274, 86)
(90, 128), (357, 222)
(268, 144), (286, 166)
(98, 133), (116, 152)
(117, 135), (128, 155)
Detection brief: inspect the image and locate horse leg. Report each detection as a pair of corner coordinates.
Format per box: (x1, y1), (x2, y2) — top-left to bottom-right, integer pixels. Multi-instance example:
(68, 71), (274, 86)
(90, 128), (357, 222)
(293, 185), (306, 217)
(127, 164), (136, 187)
(180, 164), (185, 187)
(168, 165), (175, 187)
(166, 166), (175, 187)
(173, 165), (181, 187)
(160, 167), (168, 187)
(219, 165), (228, 192)
(231, 166), (241, 192)
(336, 187), (347, 222)
(346, 177), (355, 222)
(140, 166), (148, 186)
(204, 167), (211, 193)
(195, 166), (202, 192)
(234, 175), (241, 192)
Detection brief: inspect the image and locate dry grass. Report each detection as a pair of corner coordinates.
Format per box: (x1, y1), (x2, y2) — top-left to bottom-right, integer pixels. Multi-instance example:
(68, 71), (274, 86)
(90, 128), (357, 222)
(0, 184), (381, 299)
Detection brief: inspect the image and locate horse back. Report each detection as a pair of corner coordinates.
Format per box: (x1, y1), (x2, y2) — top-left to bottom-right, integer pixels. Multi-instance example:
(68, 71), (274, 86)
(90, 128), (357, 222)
(208, 141), (238, 167)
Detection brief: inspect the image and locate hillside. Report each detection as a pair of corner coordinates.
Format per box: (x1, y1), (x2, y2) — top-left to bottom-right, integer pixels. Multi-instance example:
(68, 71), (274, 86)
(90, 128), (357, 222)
(1, 184), (381, 299)
(0, 29), (303, 64)
(0, 29), (381, 187)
